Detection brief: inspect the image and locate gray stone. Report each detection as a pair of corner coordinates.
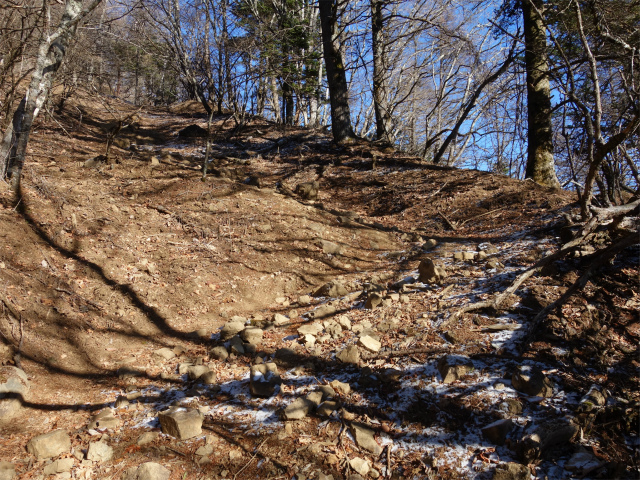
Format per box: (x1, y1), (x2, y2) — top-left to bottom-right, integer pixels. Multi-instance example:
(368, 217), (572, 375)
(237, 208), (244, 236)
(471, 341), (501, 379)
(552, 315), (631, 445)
(283, 397), (314, 420)
(135, 462), (170, 480)
(302, 334), (316, 347)
(0, 366), (29, 420)
(87, 441), (113, 462)
(314, 280), (348, 298)
(43, 458), (74, 475)
(0, 462), (14, 480)
(158, 408), (204, 440)
(273, 313), (289, 326)
(512, 366), (554, 397)
(481, 419), (514, 446)
(199, 370), (217, 384)
(220, 321), (245, 341)
(358, 335), (381, 353)
(423, 239), (438, 250)
(418, 258), (447, 284)
(209, 346), (229, 361)
(462, 251), (476, 261)
(337, 315), (352, 330)
(565, 451), (604, 474)
(88, 409), (121, 430)
(437, 355), (474, 384)
(27, 430), (71, 460)
(240, 326), (263, 345)
(349, 457), (370, 476)
(319, 385), (336, 399)
(492, 462), (530, 480)
(336, 345), (360, 365)
(317, 401), (340, 417)
(306, 391), (324, 406)
(187, 365), (211, 381)
(250, 363), (281, 397)
(317, 473), (335, 480)
(350, 423), (382, 455)
(486, 258), (504, 270)
(578, 385), (607, 412)
(153, 348), (175, 360)
(195, 444), (214, 456)
(317, 239), (343, 255)
(228, 335), (245, 355)
(296, 181), (319, 200)
(365, 292), (383, 309)
(136, 432), (159, 446)
(297, 323), (323, 336)
(308, 304), (336, 319)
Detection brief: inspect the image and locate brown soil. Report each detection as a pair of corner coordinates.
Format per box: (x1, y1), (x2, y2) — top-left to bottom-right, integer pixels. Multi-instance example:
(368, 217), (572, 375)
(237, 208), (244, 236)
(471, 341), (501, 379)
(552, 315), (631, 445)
(0, 93), (637, 479)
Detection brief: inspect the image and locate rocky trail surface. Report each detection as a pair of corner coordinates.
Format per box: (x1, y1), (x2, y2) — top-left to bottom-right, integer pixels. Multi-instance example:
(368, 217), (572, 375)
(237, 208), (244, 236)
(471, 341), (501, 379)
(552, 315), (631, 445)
(0, 95), (638, 480)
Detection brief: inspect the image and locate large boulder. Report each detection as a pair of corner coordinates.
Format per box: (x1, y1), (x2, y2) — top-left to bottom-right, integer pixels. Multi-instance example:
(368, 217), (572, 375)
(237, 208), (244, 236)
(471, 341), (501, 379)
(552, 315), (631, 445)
(0, 366), (29, 420)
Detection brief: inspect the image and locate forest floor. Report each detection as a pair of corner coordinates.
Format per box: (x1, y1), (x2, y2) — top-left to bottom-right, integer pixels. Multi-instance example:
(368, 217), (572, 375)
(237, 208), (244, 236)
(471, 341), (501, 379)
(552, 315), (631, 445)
(0, 93), (638, 480)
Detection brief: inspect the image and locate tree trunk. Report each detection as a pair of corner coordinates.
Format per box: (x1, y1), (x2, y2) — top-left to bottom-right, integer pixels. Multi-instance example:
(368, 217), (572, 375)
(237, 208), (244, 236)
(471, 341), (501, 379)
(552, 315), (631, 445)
(318, 0), (354, 143)
(282, 80), (294, 126)
(0, 0), (103, 188)
(370, 0), (392, 144)
(521, 0), (560, 188)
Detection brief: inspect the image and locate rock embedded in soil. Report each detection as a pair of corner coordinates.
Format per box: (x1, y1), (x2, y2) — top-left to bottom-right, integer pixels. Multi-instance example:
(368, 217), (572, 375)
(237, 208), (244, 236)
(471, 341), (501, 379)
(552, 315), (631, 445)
(349, 457), (370, 476)
(336, 345), (361, 365)
(578, 385), (606, 412)
(86, 441), (113, 462)
(297, 295), (312, 305)
(423, 239), (438, 250)
(317, 401), (340, 417)
(349, 422), (382, 455)
(209, 346), (229, 361)
(517, 418), (578, 463)
(511, 365), (554, 397)
(273, 313), (289, 326)
(186, 365), (211, 381)
(437, 355), (474, 383)
(26, 430), (71, 460)
(365, 292), (383, 309)
(158, 408), (204, 440)
(137, 432), (159, 446)
(329, 380), (351, 395)
(492, 462), (530, 480)
(0, 366), (29, 420)
(88, 408), (121, 430)
(297, 323), (323, 336)
(481, 419), (514, 446)
(418, 258), (447, 284)
(249, 362), (281, 397)
(124, 462), (171, 480)
(283, 397), (315, 420)
(228, 335), (246, 354)
(42, 458), (74, 475)
(317, 239), (343, 255)
(240, 326), (264, 345)
(220, 321), (245, 341)
(308, 304), (336, 319)
(314, 280), (348, 298)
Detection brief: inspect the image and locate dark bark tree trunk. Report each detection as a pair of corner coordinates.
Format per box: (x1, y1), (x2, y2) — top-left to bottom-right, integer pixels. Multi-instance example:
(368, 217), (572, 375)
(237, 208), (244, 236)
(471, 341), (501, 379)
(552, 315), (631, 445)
(318, 0), (354, 143)
(282, 80), (294, 126)
(0, 0), (103, 188)
(521, 0), (560, 188)
(370, 0), (392, 144)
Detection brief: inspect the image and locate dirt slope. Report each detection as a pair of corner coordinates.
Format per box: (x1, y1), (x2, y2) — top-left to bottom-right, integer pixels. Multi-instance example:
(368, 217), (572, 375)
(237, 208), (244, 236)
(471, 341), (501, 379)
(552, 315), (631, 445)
(0, 94), (637, 479)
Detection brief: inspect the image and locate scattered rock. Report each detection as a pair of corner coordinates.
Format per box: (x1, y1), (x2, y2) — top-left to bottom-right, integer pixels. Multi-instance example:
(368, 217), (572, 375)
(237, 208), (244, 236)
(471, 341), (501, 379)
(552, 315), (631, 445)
(492, 462), (530, 480)
(336, 345), (360, 365)
(481, 419), (514, 446)
(297, 323), (323, 336)
(0, 462), (14, 480)
(209, 346), (229, 361)
(349, 457), (370, 476)
(273, 313), (289, 326)
(565, 451), (604, 475)
(486, 258), (504, 270)
(314, 280), (348, 298)
(283, 397), (315, 420)
(437, 355), (474, 383)
(517, 418), (578, 463)
(27, 430), (71, 460)
(240, 326), (264, 345)
(88, 409), (121, 430)
(337, 315), (352, 330)
(187, 365), (211, 381)
(126, 462), (170, 480)
(365, 292), (383, 309)
(350, 423), (382, 455)
(87, 441), (113, 462)
(317, 239), (343, 255)
(250, 363), (281, 397)
(297, 295), (312, 305)
(158, 408), (204, 440)
(296, 181), (319, 200)
(0, 366), (29, 420)
(308, 304), (336, 319)
(317, 401), (339, 417)
(329, 380), (351, 395)
(423, 239), (438, 250)
(137, 432), (159, 446)
(418, 258), (447, 284)
(43, 457), (74, 475)
(302, 334), (316, 347)
(319, 385), (336, 399)
(358, 335), (381, 353)
(306, 391), (324, 407)
(228, 335), (246, 354)
(578, 385), (606, 412)
(220, 321), (245, 341)
(512, 366), (554, 397)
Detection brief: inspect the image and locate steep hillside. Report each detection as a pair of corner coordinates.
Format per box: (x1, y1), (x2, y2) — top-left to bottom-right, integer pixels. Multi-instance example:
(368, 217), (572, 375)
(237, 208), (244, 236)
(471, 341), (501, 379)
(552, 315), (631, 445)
(0, 94), (637, 480)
